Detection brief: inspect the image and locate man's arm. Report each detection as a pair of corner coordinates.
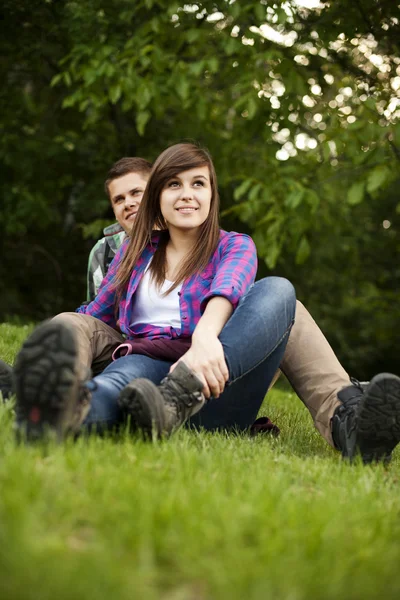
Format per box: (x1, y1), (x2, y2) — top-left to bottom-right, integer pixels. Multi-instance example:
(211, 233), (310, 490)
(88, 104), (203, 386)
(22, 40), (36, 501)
(87, 239), (107, 302)
(77, 238), (130, 328)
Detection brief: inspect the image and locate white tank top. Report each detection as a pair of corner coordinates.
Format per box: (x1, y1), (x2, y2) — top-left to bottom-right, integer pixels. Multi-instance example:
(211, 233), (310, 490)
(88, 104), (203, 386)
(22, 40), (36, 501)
(130, 267), (182, 330)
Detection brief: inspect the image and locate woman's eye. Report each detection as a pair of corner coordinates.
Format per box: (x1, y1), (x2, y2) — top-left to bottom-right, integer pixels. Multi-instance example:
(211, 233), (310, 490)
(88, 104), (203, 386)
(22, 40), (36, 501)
(168, 181), (179, 187)
(194, 180), (204, 186)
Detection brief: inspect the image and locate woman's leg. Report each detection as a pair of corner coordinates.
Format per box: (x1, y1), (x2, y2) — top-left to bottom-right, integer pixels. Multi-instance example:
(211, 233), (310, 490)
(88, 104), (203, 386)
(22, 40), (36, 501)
(189, 345), (285, 431)
(83, 355), (172, 431)
(190, 277), (296, 431)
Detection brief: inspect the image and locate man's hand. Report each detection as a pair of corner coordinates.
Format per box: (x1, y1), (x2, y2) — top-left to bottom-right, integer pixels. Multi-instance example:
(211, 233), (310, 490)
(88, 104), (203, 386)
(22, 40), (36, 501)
(170, 334), (229, 398)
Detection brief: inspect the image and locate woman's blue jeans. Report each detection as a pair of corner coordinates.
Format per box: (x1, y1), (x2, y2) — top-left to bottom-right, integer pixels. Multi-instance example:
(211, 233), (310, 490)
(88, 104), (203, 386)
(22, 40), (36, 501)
(83, 277), (296, 432)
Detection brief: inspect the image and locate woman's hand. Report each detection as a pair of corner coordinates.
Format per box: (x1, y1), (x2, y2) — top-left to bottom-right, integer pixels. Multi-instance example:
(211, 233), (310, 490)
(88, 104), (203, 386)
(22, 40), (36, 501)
(170, 296), (233, 398)
(170, 333), (229, 398)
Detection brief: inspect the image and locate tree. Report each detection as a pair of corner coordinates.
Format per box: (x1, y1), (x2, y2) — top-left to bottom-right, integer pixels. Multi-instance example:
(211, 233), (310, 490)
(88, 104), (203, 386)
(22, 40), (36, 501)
(1, 0), (399, 374)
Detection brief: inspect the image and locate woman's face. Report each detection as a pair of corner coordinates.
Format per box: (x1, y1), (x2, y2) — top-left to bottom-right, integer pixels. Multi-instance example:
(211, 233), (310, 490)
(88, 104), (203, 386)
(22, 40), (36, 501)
(160, 166), (212, 234)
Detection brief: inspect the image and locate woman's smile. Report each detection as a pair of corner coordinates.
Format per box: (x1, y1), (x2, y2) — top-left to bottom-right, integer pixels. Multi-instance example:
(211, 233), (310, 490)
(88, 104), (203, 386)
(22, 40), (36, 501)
(175, 206), (199, 214)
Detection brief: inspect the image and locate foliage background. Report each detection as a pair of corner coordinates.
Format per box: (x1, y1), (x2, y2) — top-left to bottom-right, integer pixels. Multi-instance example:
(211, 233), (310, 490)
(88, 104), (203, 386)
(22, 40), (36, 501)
(1, 0), (399, 378)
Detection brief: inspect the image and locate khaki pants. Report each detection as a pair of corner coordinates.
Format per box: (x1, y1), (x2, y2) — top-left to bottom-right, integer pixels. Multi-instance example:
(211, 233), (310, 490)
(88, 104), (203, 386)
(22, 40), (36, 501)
(271, 300), (349, 447)
(52, 313), (125, 375)
(54, 301), (349, 447)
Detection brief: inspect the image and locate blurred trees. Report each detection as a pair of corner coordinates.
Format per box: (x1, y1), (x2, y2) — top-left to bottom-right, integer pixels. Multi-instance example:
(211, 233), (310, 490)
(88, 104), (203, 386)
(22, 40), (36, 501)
(1, 0), (399, 376)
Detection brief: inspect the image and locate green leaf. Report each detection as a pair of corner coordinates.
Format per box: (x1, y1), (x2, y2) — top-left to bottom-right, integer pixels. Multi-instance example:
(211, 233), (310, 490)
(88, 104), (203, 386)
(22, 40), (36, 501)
(296, 236), (311, 265)
(140, 44), (154, 57)
(79, 98), (90, 111)
(247, 97), (257, 120)
(347, 181), (365, 205)
(347, 120), (364, 130)
(265, 241), (281, 269)
(208, 58), (219, 74)
(62, 94), (77, 109)
(136, 110), (151, 136)
(225, 37), (238, 57)
(285, 188), (305, 209)
(109, 84), (121, 104)
(249, 182), (262, 201)
(230, 2), (241, 19)
(136, 82), (152, 110)
(305, 189), (320, 213)
(366, 166), (389, 194)
(189, 61), (204, 77)
(234, 179), (253, 201)
(186, 29), (201, 43)
(276, 8), (287, 24)
(256, 207), (277, 227)
(176, 78), (190, 102)
(50, 73), (63, 87)
(255, 4), (265, 23)
(197, 98), (207, 120)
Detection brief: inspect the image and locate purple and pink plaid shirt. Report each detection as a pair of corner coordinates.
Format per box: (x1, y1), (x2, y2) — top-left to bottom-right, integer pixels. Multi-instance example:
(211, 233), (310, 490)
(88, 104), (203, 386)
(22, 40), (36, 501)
(76, 230), (257, 340)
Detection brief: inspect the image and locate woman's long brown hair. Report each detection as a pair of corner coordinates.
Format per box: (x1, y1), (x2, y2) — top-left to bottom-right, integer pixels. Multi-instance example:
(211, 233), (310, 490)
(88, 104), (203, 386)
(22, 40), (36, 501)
(114, 143), (220, 302)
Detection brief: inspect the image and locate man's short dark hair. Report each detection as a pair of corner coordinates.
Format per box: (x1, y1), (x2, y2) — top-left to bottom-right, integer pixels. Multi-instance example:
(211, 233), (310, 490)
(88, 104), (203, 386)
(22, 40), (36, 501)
(104, 157), (152, 197)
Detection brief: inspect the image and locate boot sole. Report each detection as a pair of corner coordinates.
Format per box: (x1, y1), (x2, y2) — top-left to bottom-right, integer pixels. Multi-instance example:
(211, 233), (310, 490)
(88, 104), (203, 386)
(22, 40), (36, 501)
(118, 379), (166, 439)
(14, 320), (80, 442)
(356, 373), (400, 463)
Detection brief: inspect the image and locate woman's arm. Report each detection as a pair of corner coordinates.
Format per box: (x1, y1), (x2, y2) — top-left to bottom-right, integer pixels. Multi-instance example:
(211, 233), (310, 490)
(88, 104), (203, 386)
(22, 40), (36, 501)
(172, 232), (258, 398)
(200, 232), (257, 312)
(171, 295), (233, 398)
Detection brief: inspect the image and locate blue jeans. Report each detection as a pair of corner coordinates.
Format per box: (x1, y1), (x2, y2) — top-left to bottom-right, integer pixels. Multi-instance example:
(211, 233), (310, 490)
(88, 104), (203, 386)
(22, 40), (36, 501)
(83, 277), (296, 432)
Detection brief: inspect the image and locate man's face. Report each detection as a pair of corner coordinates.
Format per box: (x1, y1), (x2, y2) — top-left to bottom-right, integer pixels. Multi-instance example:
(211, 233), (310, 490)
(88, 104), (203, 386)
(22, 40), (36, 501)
(108, 172), (149, 233)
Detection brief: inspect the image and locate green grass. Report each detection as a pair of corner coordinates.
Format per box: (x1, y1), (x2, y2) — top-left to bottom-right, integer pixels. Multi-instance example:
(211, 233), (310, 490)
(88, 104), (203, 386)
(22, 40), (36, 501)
(1, 322), (400, 600)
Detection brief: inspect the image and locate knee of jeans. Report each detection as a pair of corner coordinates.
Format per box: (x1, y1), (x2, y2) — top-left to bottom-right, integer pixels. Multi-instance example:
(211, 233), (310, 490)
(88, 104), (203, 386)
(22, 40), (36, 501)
(99, 355), (152, 386)
(258, 276), (295, 301)
(256, 277), (296, 320)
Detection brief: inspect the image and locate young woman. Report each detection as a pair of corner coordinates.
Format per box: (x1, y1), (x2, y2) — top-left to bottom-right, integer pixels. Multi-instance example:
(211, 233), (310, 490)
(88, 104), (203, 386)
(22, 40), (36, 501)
(13, 143), (296, 440)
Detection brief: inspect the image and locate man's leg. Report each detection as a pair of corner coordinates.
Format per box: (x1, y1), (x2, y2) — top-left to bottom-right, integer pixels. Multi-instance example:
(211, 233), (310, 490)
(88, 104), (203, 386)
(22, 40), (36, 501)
(279, 300), (350, 447)
(13, 314), (124, 439)
(0, 313), (123, 401)
(13, 317), (171, 439)
(52, 313), (124, 374)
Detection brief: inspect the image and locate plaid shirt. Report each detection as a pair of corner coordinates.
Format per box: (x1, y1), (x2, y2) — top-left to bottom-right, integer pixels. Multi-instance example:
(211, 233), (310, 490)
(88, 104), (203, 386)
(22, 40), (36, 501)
(86, 222), (127, 302)
(77, 230), (257, 340)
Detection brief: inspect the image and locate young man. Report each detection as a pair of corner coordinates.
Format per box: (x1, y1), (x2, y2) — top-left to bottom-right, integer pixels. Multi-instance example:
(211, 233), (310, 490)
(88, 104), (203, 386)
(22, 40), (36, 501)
(87, 157), (152, 301)
(2, 156), (400, 463)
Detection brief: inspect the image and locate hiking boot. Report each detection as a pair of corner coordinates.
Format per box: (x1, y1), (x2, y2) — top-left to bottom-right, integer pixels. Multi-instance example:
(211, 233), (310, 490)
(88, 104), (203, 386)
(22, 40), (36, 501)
(0, 359), (13, 402)
(118, 361), (206, 439)
(331, 373), (400, 464)
(13, 320), (92, 442)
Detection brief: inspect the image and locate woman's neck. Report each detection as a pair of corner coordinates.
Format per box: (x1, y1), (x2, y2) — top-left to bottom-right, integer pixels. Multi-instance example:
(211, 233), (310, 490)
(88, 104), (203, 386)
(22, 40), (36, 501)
(167, 227), (199, 255)
(165, 227), (199, 281)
